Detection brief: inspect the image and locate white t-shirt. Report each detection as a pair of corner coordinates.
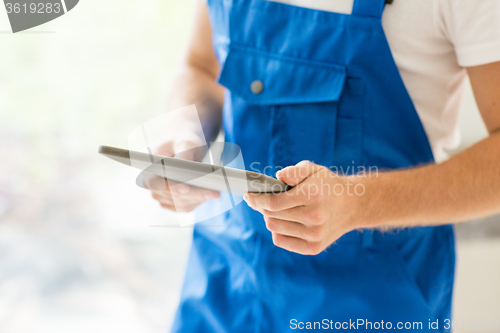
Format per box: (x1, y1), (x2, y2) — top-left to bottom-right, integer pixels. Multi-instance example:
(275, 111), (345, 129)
(266, 0), (500, 162)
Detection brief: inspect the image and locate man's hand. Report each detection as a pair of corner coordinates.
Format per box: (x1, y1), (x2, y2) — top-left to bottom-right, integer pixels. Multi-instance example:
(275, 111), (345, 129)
(244, 161), (369, 255)
(144, 1), (223, 212)
(143, 138), (220, 212)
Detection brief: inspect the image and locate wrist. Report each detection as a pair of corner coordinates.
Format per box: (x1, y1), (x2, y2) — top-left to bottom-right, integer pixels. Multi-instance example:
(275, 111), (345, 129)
(353, 171), (397, 229)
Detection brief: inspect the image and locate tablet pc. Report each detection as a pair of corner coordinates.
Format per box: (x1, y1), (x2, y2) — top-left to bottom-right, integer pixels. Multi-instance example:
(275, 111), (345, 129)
(98, 145), (291, 195)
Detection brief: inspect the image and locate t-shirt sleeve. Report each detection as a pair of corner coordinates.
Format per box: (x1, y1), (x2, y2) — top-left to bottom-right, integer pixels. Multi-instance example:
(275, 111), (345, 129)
(438, 0), (500, 67)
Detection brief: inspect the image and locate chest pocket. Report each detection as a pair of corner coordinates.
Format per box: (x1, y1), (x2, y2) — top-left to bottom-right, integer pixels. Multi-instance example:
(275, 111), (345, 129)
(218, 44), (364, 174)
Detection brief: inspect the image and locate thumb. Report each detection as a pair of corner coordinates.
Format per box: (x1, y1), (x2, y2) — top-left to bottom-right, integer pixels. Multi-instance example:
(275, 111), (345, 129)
(276, 160), (323, 186)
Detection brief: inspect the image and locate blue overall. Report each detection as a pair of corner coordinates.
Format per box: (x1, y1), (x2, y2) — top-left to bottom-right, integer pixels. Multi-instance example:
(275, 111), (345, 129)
(171, 0), (455, 332)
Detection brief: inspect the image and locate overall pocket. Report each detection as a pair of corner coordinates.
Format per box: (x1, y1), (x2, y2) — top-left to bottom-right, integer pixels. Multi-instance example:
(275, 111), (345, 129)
(218, 44), (364, 174)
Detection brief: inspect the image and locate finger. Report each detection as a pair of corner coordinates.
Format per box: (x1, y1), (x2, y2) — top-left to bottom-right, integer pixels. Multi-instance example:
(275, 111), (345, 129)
(159, 202), (176, 210)
(148, 177), (220, 200)
(245, 191), (305, 212)
(152, 188), (220, 208)
(175, 186), (220, 200)
(160, 203), (198, 212)
(245, 201), (265, 215)
(261, 206), (321, 224)
(169, 182), (192, 194)
(170, 185), (220, 201)
(170, 203), (199, 213)
(152, 193), (176, 208)
(159, 198), (204, 212)
(276, 160), (324, 186)
(265, 217), (320, 241)
(141, 173), (193, 192)
(271, 233), (323, 256)
(151, 190), (173, 201)
(142, 174), (169, 190)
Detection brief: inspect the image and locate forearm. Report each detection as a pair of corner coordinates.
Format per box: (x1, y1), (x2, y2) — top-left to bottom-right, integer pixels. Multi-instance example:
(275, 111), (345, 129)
(165, 1), (224, 145)
(365, 132), (500, 228)
(167, 62), (224, 144)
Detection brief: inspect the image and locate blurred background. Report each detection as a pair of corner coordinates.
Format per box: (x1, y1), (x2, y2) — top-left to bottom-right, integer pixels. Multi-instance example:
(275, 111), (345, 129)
(0, 1), (498, 332)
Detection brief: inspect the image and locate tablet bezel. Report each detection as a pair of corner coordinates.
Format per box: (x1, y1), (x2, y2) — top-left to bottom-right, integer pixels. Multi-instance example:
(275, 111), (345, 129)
(98, 145), (291, 194)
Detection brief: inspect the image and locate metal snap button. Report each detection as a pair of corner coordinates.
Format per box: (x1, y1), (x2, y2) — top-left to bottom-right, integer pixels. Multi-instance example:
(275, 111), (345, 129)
(250, 80), (264, 95)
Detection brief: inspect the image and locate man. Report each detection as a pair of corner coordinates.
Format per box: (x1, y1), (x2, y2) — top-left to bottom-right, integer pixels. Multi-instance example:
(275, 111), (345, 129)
(147, 0), (500, 332)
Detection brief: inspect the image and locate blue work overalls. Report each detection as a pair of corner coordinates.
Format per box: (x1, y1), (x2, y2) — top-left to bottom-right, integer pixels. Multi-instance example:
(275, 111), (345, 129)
(171, 0), (455, 332)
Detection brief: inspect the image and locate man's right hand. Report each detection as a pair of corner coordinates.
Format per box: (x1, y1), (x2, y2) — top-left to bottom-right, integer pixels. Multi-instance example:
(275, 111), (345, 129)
(143, 138), (221, 212)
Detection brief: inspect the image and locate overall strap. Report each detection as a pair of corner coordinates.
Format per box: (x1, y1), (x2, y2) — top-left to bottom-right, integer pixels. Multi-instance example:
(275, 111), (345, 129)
(352, 0), (390, 19)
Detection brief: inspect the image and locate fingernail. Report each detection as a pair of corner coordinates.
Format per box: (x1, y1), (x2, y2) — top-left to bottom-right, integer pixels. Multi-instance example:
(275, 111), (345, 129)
(243, 194), (249, 202)
(205, 193), (214, 200)
(279, 167), (291, 178)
